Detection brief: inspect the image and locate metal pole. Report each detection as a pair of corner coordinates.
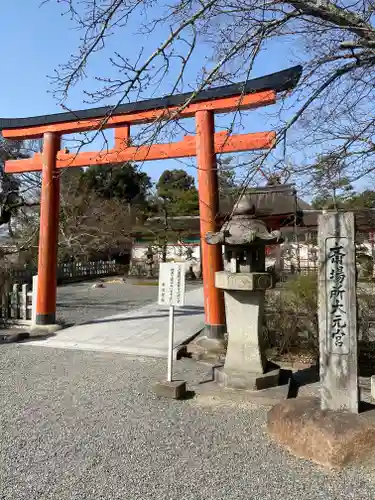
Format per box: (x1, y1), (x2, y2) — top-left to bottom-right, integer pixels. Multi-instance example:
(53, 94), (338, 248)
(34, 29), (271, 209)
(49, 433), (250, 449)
(167, 305), (175, 382)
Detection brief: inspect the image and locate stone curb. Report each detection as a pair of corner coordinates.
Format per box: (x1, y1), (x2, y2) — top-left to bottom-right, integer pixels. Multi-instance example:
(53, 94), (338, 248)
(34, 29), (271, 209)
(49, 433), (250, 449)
(192, 379), (293, 407)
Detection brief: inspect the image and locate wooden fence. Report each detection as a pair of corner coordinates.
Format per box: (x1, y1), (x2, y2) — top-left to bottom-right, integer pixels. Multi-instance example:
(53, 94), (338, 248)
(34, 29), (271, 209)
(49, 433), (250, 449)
(57, 260), (120, 282)
(0, 283), (33, 326)
(0, 260), (122, 327)
(9, 260), (121, 285)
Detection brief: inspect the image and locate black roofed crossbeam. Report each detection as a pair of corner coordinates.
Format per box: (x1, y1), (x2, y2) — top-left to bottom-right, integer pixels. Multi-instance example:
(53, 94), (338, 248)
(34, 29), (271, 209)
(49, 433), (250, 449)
(0, 65), (302, 130)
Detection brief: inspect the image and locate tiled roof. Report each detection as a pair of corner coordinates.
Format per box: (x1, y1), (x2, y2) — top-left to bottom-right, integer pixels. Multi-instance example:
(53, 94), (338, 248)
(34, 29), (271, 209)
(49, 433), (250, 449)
(218, 184), (310, 217)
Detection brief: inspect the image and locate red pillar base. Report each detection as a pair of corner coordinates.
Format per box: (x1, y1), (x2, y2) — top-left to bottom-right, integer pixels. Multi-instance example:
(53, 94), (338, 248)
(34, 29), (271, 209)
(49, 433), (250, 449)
(204, 324), (226, 339)
(31, 323), (62, 335)
(36, 313), (57, 325)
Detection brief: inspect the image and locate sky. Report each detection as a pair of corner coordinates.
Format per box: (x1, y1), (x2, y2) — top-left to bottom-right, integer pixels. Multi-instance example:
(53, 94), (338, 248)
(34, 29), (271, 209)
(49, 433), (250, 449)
(0, 1), (308, 189)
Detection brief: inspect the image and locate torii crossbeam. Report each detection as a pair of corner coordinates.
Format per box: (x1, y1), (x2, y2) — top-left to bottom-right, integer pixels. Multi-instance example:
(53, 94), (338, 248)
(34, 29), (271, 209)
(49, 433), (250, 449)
(0, 65), (302, 336)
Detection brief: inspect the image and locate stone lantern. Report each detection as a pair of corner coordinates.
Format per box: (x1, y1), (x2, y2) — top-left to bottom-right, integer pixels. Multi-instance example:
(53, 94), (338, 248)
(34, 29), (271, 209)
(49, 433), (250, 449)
(185, 247), (196, 281)
(145, 246), (154, 278)
(185, 247), (194, 260)
(206, 196), (284, 390)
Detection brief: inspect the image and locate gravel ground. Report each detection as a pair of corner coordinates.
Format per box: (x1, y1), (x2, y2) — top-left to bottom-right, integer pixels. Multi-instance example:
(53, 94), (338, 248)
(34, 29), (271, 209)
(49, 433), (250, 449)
(1, 346), (375, 500)
(56, 279), (200, 326)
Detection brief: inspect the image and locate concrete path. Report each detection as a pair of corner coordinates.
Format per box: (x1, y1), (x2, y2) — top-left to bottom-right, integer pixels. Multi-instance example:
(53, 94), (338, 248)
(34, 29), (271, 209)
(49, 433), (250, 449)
(27, 287), (204, 358)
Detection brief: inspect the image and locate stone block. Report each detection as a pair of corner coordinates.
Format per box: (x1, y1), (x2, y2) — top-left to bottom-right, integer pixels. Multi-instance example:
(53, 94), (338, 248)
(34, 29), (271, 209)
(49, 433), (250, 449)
(187, 340), (225, 364)
(215, 271), (273, 291)
(215, 366), (280, 391)
(195, 379), (292, 406)
(153, 380), (187, 400)
(267, 398), (375, 468)
(371, 376), (375, 400)
(30, 323), (62, 336)
(186, 334), (226, 363)
(222, 289), (267, 373)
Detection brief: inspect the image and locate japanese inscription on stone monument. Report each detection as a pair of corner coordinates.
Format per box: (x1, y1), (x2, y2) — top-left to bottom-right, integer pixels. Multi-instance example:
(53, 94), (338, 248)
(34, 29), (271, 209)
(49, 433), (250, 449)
(325, 238), (349, 354)
(158, 263), (186, 307)
(319, 212), (357, 412)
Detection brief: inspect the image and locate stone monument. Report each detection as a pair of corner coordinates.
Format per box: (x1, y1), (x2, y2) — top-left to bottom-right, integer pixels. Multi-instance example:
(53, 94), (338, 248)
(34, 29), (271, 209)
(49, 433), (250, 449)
(267, 212), (375, 469)
(318, 211), (358, 413)
(206, 196), (283, 390)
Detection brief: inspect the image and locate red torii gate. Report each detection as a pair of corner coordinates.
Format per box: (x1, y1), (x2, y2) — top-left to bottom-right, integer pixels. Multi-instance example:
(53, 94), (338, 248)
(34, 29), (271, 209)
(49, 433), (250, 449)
(0, 65), (301, 338)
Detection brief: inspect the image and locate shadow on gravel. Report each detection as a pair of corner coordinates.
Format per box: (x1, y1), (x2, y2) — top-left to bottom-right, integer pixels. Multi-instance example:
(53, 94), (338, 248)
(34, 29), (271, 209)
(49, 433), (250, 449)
(199, 364), (224, 385)
(0, 331), (30, 344)
(183, 390), (196, 400)
(56, 300), (140, 309)
(18, 332), (58, 343)
(286, 366), (320, 398)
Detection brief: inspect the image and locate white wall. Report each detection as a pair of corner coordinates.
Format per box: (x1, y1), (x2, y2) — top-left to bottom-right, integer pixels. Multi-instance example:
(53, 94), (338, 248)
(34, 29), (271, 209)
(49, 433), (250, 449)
(283, 242), (317, 269)
(132, 242), (317, 272)
(132, 237), (375, 274)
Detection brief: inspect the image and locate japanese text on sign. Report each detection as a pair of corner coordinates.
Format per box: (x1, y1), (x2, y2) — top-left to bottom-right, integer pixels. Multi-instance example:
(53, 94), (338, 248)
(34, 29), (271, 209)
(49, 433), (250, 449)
(158, 263), (186, 307)
(325, 238), (349, 354)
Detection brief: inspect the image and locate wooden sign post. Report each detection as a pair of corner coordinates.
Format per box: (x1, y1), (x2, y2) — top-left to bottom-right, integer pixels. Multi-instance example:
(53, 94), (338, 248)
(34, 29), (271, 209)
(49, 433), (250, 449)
(158, 263), (186, 381)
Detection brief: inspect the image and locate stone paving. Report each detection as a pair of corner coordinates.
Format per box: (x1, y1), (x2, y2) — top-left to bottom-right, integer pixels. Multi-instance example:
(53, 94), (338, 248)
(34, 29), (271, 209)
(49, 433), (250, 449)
(55, 279), (164, 326)
(29, 285), (204, 358)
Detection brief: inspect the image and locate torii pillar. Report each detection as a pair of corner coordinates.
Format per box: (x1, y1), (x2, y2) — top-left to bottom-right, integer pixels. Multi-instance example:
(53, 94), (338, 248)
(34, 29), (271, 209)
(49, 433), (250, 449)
(34, 116), (226, 337)
(196, 110), (225, 340)
(36, 132), (61, 327)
